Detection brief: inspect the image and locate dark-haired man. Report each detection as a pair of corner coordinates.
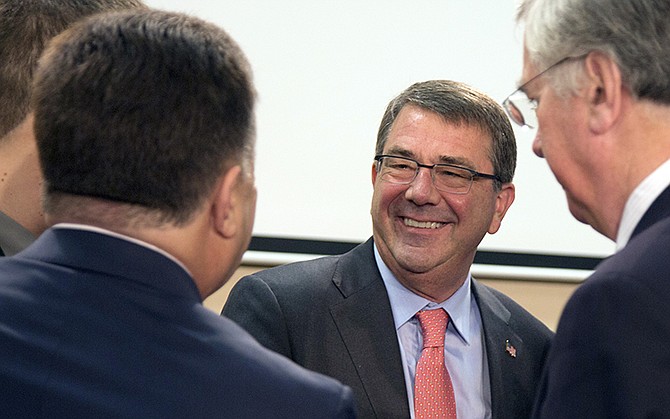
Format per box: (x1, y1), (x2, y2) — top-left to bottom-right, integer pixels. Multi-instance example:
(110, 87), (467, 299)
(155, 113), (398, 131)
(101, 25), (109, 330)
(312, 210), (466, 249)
(0, 8), (355, 418)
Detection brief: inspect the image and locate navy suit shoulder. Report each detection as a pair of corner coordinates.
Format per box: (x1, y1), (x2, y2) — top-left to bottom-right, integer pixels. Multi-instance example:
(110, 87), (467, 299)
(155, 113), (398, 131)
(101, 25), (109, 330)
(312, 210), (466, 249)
(533, 206), (670, 418)
(0, 229), (355, 419)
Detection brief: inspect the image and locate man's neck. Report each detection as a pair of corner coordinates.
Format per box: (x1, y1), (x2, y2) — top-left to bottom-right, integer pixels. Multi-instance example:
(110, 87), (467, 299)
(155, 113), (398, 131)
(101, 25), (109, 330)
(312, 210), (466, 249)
(0, 116), (46, 236)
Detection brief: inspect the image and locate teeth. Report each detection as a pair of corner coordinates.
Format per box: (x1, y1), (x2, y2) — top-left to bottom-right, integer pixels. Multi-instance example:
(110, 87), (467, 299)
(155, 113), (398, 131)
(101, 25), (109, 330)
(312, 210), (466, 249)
(403, 218), (444, 229)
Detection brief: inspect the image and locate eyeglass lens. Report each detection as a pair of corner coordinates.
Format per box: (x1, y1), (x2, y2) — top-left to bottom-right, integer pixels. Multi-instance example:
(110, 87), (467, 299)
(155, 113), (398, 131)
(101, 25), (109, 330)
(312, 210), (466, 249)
(378, 156), (473, 194)
(504, 91), (537, 128)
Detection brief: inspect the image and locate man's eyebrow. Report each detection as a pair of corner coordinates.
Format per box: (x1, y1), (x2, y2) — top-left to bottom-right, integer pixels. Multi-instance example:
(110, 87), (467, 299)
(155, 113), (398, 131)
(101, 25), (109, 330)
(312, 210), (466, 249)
(384, 147), (477, 169)
(384, 147), (415, 159)
(438, 155), (476, 169)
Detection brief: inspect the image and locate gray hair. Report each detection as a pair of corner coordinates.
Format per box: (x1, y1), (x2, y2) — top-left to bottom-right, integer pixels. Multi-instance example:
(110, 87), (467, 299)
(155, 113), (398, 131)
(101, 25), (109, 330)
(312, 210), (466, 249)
(518, 0), (670, 102)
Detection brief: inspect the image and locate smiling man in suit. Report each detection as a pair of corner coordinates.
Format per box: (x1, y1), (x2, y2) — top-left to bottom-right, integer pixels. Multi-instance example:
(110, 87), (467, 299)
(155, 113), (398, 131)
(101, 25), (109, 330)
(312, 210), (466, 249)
(0, 9), (355, 418)
(224, 80), (553, 419)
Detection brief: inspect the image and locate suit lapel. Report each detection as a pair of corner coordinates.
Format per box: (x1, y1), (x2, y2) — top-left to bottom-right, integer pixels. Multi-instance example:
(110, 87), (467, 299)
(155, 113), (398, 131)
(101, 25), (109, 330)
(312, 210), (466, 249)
(328, 240), (410, 418)
(472, 280), (523, 418)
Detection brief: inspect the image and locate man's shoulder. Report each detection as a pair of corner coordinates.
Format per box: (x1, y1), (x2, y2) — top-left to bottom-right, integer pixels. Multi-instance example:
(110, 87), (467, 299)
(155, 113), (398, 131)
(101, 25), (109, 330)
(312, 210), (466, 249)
(195, 314), (355, 416)
(607, 216), (670, 274)
(581, 217), (670, 299)
(253, 254), (342, 281)
(562, 236), (670, 324)
(244, 239), (374, 288)
(0, 279), (354, 417)
(231, 255), (346, 308)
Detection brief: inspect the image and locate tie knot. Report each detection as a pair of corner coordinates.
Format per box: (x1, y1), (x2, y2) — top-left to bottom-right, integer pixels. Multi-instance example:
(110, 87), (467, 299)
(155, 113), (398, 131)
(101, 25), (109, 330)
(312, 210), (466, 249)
(416, 309), (448, 348)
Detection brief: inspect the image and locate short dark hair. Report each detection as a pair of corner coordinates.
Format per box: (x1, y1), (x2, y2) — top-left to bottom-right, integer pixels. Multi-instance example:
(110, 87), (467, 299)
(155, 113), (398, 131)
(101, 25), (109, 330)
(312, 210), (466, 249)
(375, 80), (517, 186)
(32, 9), (256, 225)
(0, 0), (145, 140)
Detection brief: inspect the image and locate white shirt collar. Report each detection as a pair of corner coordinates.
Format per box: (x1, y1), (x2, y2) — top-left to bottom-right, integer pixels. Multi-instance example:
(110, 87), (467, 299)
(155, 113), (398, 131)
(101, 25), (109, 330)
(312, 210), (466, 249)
(616, 158), (670, 251)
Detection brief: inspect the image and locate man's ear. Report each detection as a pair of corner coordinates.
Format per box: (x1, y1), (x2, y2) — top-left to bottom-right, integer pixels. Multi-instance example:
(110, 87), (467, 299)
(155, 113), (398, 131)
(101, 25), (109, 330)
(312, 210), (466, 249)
(584, 52), (623, 134)
(371, 161), (378, 185)
(212, 165), (243, 238)
(488, 183), (515, 234)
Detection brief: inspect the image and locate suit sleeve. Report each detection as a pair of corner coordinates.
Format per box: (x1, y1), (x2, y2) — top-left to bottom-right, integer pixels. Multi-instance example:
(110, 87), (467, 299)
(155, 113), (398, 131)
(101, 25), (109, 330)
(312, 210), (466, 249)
(222, 274), (293, 358)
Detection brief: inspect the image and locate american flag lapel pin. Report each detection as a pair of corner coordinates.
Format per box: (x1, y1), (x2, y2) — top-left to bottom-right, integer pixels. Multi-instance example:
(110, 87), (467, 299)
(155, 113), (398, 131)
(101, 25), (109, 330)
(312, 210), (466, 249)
(505, 339), (517, 358)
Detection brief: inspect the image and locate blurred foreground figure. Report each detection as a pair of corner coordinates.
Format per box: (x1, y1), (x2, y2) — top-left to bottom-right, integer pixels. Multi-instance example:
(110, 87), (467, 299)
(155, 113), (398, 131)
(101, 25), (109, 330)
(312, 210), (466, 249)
(0, 0), (146, 255)
(0, 8), (355, 419)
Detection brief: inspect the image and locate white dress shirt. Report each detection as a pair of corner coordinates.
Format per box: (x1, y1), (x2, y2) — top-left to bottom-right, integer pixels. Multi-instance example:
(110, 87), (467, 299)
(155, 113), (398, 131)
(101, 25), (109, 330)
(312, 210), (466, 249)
(616, 158), (670, 251)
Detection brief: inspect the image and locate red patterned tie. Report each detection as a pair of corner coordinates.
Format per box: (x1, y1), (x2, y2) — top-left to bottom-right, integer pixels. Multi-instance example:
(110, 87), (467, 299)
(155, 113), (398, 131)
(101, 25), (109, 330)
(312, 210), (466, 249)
(414, 309), (457, 419)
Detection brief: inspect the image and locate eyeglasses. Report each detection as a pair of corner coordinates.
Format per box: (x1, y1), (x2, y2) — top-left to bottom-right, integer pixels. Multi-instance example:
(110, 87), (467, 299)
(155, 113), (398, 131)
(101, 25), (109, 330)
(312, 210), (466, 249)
(503, 54), (588, 129)
(374, 155), (501, 195)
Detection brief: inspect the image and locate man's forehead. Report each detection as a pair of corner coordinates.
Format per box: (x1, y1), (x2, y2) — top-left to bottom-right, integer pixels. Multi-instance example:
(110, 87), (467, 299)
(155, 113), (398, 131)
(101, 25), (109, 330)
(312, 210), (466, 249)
(519, 44), (542, 83)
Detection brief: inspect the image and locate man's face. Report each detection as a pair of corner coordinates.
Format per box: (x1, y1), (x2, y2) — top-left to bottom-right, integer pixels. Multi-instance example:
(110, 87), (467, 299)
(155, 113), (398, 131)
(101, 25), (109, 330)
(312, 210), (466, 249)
(370, 105), (513, 294)
(521, 49), (596, 228)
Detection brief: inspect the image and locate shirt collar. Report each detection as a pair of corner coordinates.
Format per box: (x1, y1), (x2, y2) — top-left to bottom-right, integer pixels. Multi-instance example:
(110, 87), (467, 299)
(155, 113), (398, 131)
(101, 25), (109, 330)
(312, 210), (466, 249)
(374, 244), (474, 344)
(616, 158), (670, 251)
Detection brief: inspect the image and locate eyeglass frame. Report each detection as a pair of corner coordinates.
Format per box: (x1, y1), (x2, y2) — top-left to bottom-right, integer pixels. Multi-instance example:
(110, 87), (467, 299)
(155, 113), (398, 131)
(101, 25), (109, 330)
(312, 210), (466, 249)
(374, 154), (502, 195)
(502, 54), (589, 129)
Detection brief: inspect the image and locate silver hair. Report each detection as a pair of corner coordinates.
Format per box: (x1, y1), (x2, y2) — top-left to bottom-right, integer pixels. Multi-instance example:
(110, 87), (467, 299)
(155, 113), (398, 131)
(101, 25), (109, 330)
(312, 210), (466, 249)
(518, 0), (670, 102)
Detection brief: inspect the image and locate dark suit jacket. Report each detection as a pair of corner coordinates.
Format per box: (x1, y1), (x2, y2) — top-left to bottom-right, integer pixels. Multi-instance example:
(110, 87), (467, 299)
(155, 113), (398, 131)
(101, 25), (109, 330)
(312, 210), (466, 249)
(532, 186), (670, 418)
(223, 238), (553, 419)
(0, 210), (35, 256)
(0, 228), (356, 419)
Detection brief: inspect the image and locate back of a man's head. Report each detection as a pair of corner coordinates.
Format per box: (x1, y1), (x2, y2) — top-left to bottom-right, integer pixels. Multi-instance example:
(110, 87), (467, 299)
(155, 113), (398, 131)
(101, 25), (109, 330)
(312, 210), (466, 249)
(0, 0), (146, 140)
(32, 9), (256, 227)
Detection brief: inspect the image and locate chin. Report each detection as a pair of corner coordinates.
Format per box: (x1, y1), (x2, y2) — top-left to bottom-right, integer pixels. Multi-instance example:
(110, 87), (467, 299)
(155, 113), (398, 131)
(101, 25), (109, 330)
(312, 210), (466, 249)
(393, 249), (438, 274)
(566, 198), (592, 226)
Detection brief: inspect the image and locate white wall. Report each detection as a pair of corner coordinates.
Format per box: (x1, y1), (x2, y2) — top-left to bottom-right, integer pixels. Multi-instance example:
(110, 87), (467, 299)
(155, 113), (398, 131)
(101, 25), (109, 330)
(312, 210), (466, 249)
(145, 0), (615, 270)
